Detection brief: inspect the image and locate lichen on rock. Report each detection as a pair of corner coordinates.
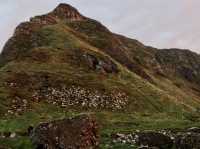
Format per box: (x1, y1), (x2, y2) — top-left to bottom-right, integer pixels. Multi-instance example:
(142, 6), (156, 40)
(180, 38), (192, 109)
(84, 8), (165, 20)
(30, 114), (99, 149)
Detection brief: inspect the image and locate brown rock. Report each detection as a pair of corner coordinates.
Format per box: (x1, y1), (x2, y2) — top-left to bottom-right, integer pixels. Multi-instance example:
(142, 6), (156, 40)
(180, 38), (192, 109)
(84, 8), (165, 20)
(175, 132), (200, 149)
(51, 3), (86, 21)
(136, 132), (173, 149)
(30, 114), (99, 149)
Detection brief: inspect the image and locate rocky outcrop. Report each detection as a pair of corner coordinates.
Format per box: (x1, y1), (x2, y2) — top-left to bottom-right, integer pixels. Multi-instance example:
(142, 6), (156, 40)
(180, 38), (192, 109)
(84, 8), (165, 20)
(136, 132), (173, 149)
(84, 53), (119, 73)
(51, 3), (85, 21)
(175, 133), (200, 149)
(112, 127), (200, 149)
(155, 49), (200, 85)
(30, 114), (99, 149)
(30, 3), (85, 26)
(112, 132), (173, 149)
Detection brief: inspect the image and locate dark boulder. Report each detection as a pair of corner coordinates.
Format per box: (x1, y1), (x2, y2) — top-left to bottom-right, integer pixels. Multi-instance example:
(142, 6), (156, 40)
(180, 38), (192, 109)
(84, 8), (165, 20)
(84, 54), (119, 73)
(30, 114), (99, 149)
(187, 127), (200, 133)
(175, 132), (200, 149)
(136, 132), (173, 149)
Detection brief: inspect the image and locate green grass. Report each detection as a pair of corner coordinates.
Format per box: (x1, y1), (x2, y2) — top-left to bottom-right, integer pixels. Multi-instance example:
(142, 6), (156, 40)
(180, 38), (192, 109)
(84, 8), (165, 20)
(1, 59), (187, 114)
(66, 19), (113, 49)
(96, 112), (200, 135)
(0, 137), (34, 149)
(35, 25), (82, 49)
(0, 103), (78, 148)
(0, 103), (78, 132)
(1, 109), (200, 148)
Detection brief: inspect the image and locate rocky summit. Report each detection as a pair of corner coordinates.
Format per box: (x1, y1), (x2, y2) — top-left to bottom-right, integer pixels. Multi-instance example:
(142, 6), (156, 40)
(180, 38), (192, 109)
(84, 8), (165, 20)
(0, 3), (200, 149)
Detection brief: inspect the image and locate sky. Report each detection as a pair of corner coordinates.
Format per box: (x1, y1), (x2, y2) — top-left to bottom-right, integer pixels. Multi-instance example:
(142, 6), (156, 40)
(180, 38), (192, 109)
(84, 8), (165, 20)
(0, 0), (200, 53)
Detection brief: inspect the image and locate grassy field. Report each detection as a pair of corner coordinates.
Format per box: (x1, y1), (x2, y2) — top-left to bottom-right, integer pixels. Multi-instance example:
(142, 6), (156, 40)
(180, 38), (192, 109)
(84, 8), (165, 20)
(0, 101), (200, 148)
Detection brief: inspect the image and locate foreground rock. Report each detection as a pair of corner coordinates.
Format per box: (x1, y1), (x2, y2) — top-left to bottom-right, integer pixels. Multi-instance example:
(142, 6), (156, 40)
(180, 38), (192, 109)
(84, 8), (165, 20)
(175, 132), (200, 149)
(30, 114), (99, 149)
(136, 132), (173, 149)
(112, 132), (173, 149)
(112, 127), (200, 149)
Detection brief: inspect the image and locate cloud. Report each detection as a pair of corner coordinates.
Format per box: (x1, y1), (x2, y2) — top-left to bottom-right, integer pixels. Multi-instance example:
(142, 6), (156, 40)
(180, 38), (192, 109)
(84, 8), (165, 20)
(0, 0), (200, 53)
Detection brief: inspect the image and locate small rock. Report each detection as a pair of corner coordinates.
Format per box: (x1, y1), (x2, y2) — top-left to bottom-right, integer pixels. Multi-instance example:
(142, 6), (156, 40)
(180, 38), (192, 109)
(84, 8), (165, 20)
(10, 132), (16, 138)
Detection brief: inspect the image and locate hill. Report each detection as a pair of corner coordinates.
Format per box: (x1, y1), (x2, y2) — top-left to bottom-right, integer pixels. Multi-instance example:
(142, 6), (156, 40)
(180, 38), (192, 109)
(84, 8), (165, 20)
(0, 3), (200, 148)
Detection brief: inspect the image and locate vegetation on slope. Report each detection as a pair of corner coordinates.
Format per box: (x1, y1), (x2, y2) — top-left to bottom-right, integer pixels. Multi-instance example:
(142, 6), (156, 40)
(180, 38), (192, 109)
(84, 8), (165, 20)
(1, 3), (200, 148)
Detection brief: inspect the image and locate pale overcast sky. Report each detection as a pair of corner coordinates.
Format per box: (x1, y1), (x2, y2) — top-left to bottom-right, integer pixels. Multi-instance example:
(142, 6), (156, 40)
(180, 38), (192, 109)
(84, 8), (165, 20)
(0, 0), (200, 53)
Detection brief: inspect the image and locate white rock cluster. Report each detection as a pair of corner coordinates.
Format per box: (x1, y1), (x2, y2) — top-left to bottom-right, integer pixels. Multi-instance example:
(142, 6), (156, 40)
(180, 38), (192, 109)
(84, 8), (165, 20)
(33, 86), (128, 110)
(158, 130), (175, 141)
(112, 133), (139, 145)
(7, 97), (29, 115)
(0, 132), (16, 139)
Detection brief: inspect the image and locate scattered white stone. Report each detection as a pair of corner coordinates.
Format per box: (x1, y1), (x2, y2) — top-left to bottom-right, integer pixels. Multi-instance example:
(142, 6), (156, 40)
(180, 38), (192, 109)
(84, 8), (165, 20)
(10, 133), (16, 138)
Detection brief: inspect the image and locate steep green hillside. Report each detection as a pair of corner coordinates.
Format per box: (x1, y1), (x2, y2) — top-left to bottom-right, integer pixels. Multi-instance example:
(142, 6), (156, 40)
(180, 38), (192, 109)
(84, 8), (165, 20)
(0, 3), (200, 148)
